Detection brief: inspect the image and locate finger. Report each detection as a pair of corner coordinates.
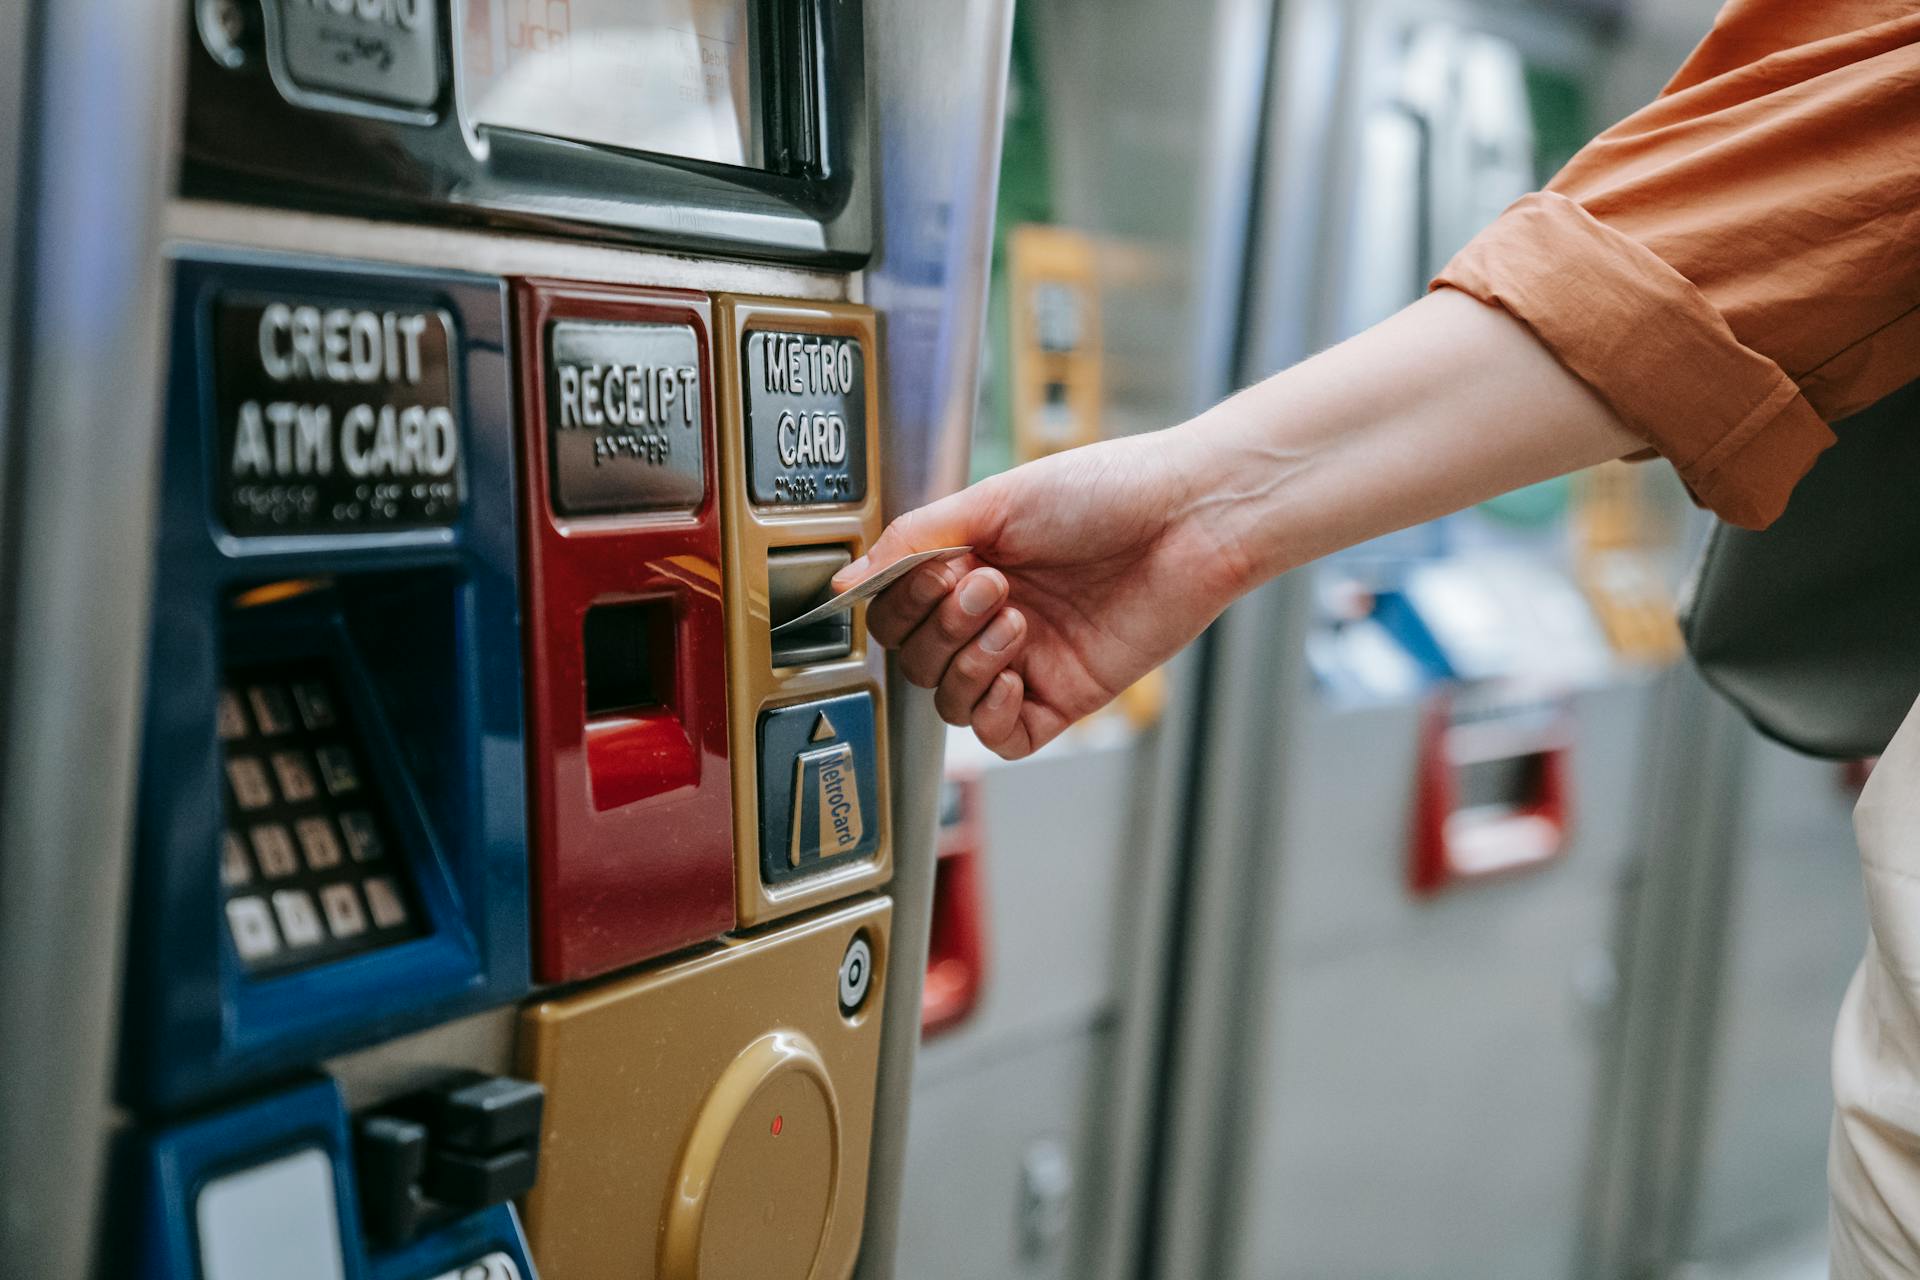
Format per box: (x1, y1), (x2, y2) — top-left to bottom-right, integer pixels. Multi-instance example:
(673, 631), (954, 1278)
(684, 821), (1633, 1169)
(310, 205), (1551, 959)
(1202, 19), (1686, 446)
(895, 568), (1008, 687)
(1011, 701), (1072, 759)
(934, 608), (1027, 726)
(865, 554), (977, 649)
(972, 671), (1028, 756)
(834, 484), (1000, 590)
(835, 507), (944, 589)
(973, 669), (1025, 746)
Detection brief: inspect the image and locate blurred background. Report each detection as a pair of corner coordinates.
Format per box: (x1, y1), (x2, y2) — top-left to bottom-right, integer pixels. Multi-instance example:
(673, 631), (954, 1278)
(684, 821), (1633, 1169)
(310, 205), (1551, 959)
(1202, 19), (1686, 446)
(893, 0), (1867, 1277)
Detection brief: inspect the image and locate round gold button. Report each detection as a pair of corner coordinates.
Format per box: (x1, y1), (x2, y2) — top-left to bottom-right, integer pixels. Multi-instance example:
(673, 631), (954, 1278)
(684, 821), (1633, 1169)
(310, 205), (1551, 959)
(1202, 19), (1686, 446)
(660, 1032), (842, 1280)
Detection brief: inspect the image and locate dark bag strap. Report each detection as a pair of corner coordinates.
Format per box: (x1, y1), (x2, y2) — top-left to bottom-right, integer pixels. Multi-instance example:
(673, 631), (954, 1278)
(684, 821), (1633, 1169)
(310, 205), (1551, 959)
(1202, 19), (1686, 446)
(1680, 379), (1920, 760)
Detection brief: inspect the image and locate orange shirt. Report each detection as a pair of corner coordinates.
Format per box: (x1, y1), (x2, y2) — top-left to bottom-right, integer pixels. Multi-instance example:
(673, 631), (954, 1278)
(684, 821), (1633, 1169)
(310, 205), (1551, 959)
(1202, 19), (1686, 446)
(1434, 0), (1920, 529)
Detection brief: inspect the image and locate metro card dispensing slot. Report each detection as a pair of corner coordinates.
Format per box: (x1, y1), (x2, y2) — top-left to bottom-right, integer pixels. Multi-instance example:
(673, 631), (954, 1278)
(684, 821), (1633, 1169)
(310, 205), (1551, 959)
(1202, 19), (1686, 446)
(715, 296), (891, 927)
(126, 254), (527, 1112)
(517, 281), (735, 982)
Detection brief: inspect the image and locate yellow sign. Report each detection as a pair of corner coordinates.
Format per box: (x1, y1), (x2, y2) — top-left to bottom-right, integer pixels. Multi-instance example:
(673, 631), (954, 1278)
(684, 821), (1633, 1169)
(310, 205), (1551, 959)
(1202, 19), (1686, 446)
(790, 742), (864, 868)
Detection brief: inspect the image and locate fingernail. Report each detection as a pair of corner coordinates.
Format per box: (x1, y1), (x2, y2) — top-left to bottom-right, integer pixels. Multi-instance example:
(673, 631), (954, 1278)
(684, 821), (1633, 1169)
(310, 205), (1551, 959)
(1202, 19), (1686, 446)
(958, 571), (1001, 616)
(986, 674), (1015, 708)
(836, 555), (870, 587)
(980, 611), (1021, 654)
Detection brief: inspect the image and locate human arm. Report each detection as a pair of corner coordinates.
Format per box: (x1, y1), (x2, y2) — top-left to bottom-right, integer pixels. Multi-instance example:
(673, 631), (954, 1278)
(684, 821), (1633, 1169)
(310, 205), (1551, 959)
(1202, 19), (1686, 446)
(846, 1), (1920, 760)
(841, 289), (1638, 759)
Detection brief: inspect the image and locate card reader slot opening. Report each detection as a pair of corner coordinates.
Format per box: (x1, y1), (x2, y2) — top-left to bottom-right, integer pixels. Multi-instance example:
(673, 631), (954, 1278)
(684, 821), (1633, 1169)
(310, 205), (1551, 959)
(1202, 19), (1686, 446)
(768, 545), (854, 668)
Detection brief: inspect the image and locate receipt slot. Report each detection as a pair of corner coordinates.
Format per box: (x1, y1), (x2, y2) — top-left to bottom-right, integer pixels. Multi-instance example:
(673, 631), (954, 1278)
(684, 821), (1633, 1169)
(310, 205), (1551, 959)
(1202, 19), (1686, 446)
(520, 895), (890, 1280)
(125, 253), (528, 1110)
(715, 297), (890, 926)
(515, 280), (734, 981)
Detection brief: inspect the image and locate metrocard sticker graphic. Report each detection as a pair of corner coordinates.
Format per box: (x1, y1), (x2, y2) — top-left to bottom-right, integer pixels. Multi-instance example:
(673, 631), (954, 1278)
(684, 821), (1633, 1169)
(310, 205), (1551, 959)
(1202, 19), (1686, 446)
(791, 711), (865, 868)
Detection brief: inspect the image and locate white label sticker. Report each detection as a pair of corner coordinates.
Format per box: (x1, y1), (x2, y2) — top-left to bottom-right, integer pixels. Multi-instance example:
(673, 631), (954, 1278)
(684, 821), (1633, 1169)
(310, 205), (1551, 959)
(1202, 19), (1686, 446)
(428, 1252), (524, 1280)
(197, 1148), (346, 1280)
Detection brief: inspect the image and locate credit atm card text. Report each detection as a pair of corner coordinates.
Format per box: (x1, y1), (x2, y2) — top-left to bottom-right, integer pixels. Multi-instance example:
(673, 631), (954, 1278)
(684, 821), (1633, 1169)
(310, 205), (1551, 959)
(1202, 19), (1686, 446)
(215, 295), (465, 535)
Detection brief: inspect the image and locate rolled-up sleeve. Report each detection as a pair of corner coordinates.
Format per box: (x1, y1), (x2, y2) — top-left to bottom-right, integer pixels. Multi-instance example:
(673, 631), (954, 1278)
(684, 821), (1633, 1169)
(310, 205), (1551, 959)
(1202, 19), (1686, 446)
(1434, 1), (1920, 528)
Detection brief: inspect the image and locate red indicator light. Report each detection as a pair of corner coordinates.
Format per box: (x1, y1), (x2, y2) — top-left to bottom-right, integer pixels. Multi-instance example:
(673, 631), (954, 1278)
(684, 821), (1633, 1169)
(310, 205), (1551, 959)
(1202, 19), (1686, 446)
(770, 1115), (784, 1136)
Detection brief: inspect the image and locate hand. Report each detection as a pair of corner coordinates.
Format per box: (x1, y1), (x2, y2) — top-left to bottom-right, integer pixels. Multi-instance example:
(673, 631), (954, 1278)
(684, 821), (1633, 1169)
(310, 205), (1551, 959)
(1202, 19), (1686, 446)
(838, 429), (1251, 759)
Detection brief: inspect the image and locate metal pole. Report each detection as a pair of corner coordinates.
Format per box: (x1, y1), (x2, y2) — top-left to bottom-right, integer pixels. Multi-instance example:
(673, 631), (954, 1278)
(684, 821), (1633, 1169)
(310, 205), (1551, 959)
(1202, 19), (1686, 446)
(0, 2), (182, 1273)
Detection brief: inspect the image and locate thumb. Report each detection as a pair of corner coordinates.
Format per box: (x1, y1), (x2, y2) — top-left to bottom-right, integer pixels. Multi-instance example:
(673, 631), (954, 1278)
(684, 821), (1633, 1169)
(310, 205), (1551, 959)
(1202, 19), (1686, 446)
(834, 485), (993, 591)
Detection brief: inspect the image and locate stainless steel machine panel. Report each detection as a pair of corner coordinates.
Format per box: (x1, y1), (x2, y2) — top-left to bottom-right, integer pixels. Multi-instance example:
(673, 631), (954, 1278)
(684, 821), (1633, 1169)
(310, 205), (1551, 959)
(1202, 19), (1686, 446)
(899, 1032), (1111, 1280)
(1228, 682), (1656, 1279)
(934, 737), (1137, 1050)
(893, 0), (1277, 1274)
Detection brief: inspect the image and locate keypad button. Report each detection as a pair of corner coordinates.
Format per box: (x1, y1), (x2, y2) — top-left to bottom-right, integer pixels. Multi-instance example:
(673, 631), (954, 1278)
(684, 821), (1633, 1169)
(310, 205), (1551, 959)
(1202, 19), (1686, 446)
(226, 757), (276, 811)
(226, 897), (281, 962)
(319, 883), (369, 939)
(316, 746), (362, 796)
(247, 685), (297, 736)
(291, 680), (339, 730)
(295, 816), (344, 871)
(219, 663), (421, 973)
(271, 889), (326, 947)
(363, 876), (409, 930)
(250, 823), (301, 879)
(221, 831), (253, 887)
(217, 689), (251, 741)
(272, 750), (320, 803)
(338, 811), (384, 862)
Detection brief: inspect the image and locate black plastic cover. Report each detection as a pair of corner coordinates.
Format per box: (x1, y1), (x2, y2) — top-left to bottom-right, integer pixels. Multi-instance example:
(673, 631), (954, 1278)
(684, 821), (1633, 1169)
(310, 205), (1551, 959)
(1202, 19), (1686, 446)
(1682, 379), (1920, 759)
(181, 1), (871, 264)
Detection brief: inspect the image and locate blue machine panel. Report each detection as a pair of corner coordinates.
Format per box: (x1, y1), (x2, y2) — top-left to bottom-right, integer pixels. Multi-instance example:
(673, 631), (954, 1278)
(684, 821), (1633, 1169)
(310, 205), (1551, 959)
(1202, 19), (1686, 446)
(125, 252), (528, 1111)
(131, 1078), (538, 1280)
(134, 1078), (364, 1280)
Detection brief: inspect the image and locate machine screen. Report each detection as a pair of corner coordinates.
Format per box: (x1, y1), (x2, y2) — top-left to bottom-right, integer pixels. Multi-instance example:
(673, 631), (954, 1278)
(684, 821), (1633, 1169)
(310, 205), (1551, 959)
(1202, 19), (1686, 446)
(457, 0), (763, 169)
(220, 662), (423, 975)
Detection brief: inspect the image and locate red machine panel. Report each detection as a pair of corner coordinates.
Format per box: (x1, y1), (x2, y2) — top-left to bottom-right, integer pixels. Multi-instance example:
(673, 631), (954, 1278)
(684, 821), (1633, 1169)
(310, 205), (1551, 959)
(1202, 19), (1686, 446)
(1409, 695), (1573, 896)
(923, 774), (988, 1038)
(516, 280), (735, 981)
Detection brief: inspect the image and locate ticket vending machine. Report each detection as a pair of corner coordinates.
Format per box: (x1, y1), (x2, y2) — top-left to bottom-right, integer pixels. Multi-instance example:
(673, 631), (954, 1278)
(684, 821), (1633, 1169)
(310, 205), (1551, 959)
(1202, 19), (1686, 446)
(1138, 4), (1698, 1277)
(0, 2), (1010, 1277)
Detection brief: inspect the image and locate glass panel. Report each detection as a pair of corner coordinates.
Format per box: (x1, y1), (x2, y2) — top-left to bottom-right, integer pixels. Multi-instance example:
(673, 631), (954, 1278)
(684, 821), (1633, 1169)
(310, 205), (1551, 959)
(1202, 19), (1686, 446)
(456, 0), (763, 168)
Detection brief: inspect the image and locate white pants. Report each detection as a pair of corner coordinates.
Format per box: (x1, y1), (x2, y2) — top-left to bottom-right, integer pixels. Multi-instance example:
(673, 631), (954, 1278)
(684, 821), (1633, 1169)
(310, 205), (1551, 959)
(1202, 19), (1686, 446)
(1830, 693), (1920, 1278)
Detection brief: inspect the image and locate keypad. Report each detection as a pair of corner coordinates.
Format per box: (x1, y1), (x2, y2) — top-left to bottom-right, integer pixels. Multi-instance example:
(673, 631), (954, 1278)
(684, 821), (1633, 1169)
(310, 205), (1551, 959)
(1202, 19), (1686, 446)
(219, 663), (423, 975)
